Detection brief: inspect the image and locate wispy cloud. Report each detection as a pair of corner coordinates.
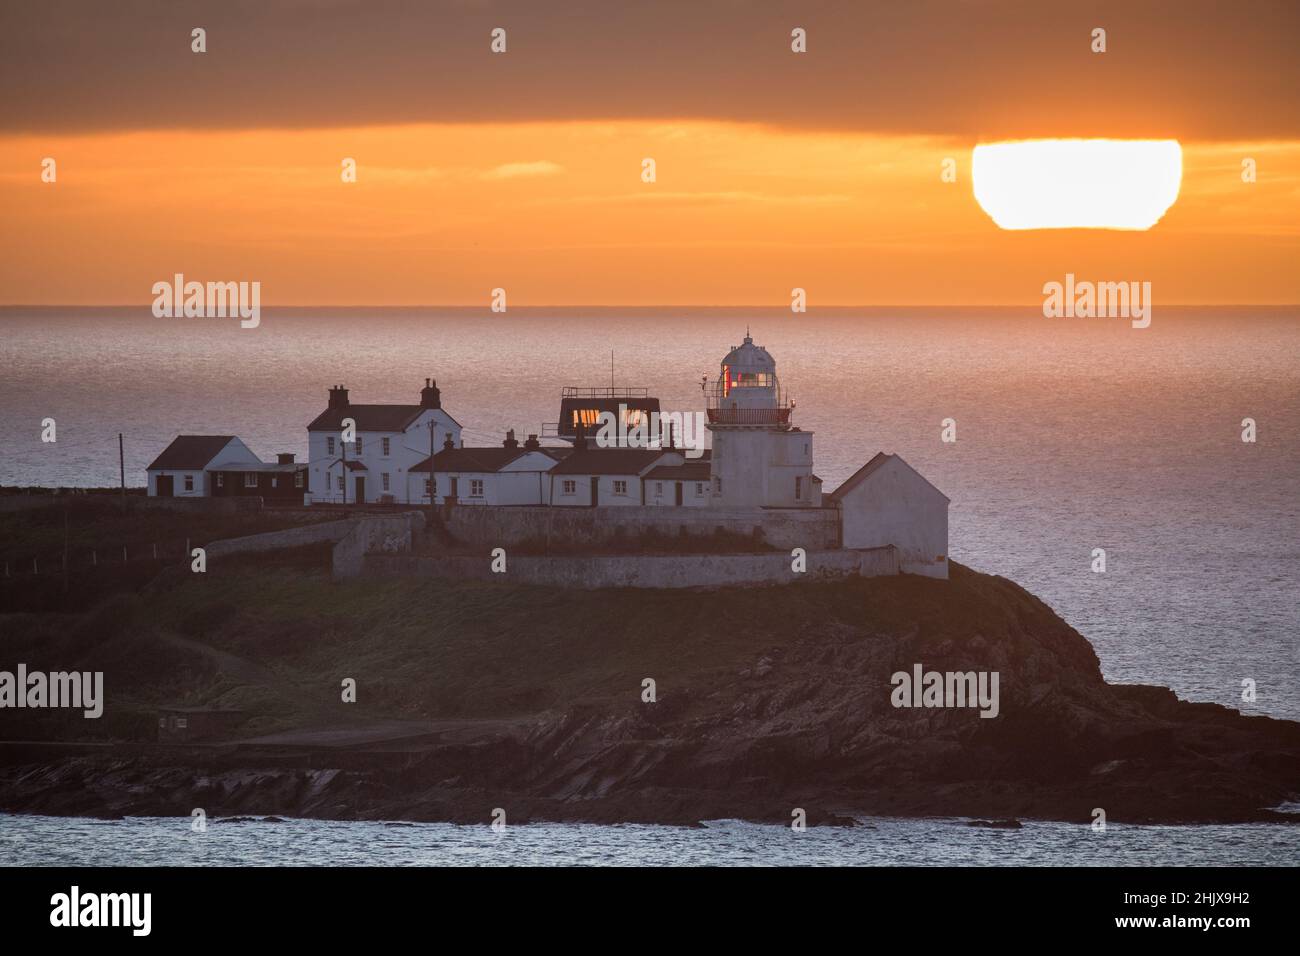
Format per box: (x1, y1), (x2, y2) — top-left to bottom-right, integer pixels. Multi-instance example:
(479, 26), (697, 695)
(481, 161), (564, 180)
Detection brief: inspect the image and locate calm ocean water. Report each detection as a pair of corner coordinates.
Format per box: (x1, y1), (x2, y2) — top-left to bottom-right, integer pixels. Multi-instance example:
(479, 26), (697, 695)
(1, 813), (1297, 867)
(2, 306), (1296, 720)
(1, 307), (1297, 864)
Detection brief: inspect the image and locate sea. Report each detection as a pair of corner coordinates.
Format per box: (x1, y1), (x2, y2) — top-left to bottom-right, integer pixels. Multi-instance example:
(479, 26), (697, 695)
(1, 305), (1296, 865)
(0, 814), (1296, 867)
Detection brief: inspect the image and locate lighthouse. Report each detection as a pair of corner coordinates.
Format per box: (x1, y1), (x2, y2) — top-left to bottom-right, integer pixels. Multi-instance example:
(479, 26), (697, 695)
(706, 332), (818, 508)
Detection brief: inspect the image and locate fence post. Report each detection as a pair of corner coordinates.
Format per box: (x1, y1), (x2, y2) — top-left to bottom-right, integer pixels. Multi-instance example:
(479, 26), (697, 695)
(92, 551), (97, 566)
(123, 545), (128, 562)
(33, 558), (38, 574)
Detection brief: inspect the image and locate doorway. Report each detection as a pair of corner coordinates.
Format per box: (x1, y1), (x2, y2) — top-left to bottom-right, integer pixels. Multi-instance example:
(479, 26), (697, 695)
(354, 476), (366, 503)
(675, 482), (683, 506)
(156, 475), (174, 497)
(590, 476), (599, 507)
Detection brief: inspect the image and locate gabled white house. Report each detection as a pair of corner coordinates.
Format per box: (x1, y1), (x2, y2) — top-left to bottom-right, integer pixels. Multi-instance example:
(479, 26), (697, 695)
(306, 379), (462, 505)
(547, 448), (685, 506)
(828, 452), (950, 578)
(407, 433), (568, 505)
(642, 455), (712, 507)
(146, 435), (262, 497)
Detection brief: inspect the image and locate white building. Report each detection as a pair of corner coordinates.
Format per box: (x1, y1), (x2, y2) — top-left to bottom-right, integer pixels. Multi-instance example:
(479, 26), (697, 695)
(642, 454), (711, 507)
(828, 452), (949, 578)
(408, 432), (568, 506)
(706, 333), (821, 508)
(306, 380), (462, 505)
(547, 448), (685, 506)
(146, 435), (262, 497)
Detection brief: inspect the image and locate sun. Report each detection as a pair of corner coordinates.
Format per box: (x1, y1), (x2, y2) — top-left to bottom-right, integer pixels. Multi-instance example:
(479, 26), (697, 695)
(972, 139), (1183, 230)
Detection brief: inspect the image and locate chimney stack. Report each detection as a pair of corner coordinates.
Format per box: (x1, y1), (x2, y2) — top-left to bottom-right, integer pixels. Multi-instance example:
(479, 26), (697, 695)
(503, 429), (519, 449)
(523, 434), (540, 450)
(420, 377), (442, 409)
(328, 384), (349, 409)
(443, 434), (455, 451)
(277, 453), (295, 465)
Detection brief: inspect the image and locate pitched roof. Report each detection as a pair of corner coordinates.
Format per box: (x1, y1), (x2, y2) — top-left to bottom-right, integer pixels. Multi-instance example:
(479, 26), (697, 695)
(645, 460), (711, 481)
(410, 447), (526, 474)
(549, 448), (671, 476)
(147, 435), (236, 471)
(307, 404), (425, 433)
(827, 452), (950, 503)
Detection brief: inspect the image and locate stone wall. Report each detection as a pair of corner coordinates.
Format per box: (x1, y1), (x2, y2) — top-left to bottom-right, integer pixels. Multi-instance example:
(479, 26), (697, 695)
(444, 504), (840, 551)
(205, 519), (356, 559)
(0, 494), (263, 515)
(331, 513), (424, 579)
(362, 546), (898, 590)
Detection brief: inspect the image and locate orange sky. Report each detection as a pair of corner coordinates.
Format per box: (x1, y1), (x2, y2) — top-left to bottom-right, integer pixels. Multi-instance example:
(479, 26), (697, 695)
(2, 1), (1298, 305)
(3, 122), (1297, 305)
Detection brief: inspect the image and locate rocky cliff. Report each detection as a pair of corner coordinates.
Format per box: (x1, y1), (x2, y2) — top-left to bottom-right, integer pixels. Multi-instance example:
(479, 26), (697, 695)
(1, 563), (1296, 825)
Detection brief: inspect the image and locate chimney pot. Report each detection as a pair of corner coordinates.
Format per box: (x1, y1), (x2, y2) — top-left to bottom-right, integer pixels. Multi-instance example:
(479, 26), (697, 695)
(420, 378), (442, 409)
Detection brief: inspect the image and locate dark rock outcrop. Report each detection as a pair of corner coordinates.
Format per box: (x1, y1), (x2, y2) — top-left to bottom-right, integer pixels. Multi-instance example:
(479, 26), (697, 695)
(1, 564), (1296, 826)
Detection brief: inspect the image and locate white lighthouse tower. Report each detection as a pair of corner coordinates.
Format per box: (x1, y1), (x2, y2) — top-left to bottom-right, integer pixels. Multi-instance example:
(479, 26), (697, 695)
(706, 332), (818, 508)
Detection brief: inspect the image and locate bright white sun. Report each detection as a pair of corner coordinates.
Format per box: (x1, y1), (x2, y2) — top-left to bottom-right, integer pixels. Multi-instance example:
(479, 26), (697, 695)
(972, 139), (1183, 230)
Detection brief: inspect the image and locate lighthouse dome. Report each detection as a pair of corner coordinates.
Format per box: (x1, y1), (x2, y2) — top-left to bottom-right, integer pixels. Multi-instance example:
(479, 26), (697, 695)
(721, 334), (774, 372)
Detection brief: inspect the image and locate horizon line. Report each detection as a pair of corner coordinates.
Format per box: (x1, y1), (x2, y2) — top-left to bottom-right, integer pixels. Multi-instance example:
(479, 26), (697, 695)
(3, 302), (1299, 311)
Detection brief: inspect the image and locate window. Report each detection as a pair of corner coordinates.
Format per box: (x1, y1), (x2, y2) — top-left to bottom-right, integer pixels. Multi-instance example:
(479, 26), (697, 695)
(613, 480), (628, 495)
(327, 436), (335, 455)
(215, 473), (224, 488)
(382, 473), (390, 491)
(655, 482), (663, 496)
(244, 473), (258, 488)
(271, 477), (279, 488)
(562, 480), (576, 495)
(158, 717), (166, 728)
(176, 717), (188, 730)
(695, 482), (705, 496)
(337, 475), (344, 491)
(714, 477), (722, 493)
(184, 474), (194, 492)
(295, 471), (304, 489)
(726, 369), (774, 392)
(795, 476), (803, 499)
(424, 479), (432, 495)
(382, 437), (391, 456)
(355, 436), (364, 454)
(470, 479), (484, 497)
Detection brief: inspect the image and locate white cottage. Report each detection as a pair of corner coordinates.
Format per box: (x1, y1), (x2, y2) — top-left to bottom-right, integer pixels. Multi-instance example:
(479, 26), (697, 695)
(146, 435), (262, 497)
(643, 454), (712, 507)
(547, 448), (684, 506)
(306, 380), (462, 505)
(408, 433), (568, 505)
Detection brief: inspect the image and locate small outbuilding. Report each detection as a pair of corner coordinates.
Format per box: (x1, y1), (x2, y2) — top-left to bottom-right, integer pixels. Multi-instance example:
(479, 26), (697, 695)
(828, 452), (950, 578)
